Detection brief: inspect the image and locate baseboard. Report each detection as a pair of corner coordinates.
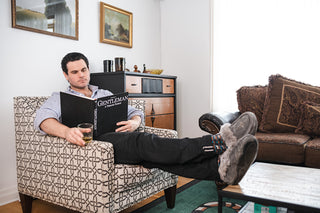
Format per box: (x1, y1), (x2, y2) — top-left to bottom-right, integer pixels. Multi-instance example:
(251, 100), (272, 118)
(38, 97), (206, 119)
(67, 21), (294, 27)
(0, 185), (19, 206)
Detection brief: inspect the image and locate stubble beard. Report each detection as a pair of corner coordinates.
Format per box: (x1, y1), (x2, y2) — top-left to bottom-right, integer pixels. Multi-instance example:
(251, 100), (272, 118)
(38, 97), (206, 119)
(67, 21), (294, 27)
(69, 80), (89, 91)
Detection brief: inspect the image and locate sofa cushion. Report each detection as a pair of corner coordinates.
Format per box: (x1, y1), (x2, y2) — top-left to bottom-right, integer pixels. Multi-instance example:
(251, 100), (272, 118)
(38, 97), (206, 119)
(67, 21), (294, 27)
(305, 138), (320, 169)
(259, 74), (320, 133)
(237, 85), (267, 125)
(255, 132), (310, 165)
(295, 102), (320, 136)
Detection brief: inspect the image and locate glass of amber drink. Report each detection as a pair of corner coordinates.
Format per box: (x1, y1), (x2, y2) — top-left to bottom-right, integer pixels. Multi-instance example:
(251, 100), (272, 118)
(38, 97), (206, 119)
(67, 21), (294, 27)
(77, 123), (93, 144)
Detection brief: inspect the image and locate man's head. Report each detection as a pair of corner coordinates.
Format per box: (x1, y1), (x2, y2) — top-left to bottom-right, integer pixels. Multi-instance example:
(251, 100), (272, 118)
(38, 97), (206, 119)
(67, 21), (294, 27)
(61, 52), (91, 91)
(61, 52), (89, 75)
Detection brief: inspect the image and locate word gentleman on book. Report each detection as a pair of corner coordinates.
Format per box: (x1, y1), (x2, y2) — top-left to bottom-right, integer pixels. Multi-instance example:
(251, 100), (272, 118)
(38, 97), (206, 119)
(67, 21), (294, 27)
(35, 52), (259, 185)
(98, 96), (128, 107)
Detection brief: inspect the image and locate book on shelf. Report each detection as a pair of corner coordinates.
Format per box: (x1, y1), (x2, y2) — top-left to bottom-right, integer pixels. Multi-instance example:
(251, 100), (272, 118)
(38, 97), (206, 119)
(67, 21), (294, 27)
(60, 92), (128, 138)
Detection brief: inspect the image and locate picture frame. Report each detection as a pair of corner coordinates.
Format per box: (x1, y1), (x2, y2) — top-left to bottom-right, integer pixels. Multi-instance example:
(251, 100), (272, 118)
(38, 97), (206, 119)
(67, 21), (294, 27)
(11, 0), (79, 40)
(100, 2), (132, 48)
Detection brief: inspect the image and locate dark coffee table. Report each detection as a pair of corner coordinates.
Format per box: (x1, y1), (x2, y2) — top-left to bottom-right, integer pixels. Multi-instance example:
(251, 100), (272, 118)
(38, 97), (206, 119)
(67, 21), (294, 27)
(218, 162), (320, 212)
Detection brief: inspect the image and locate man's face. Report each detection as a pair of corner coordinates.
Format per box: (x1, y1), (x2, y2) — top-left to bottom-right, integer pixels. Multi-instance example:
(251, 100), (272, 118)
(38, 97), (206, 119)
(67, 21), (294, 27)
(63, 59), (90, 90)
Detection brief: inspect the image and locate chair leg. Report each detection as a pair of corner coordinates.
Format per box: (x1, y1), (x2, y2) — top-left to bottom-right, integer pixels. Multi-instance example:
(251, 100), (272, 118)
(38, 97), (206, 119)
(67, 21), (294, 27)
(19, 193), (33, 213)
(164, 185), (177, 209)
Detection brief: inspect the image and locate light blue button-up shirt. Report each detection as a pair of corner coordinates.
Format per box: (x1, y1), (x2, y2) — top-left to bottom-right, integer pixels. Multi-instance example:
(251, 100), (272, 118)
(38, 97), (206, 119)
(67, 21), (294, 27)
(34, 85), (144, 134)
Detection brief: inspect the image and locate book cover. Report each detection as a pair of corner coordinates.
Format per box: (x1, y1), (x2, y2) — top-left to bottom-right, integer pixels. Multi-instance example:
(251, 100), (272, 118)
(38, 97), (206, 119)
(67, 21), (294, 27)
(60, 92), (128, 138)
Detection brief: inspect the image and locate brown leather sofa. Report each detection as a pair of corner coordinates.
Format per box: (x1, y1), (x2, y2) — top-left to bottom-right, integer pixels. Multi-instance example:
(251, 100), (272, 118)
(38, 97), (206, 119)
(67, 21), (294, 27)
(199, 74), (320, 169)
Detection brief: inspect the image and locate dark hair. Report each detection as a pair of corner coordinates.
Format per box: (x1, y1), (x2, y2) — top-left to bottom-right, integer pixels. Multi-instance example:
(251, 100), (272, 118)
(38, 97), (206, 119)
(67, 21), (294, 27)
(61, 52), (89, 74)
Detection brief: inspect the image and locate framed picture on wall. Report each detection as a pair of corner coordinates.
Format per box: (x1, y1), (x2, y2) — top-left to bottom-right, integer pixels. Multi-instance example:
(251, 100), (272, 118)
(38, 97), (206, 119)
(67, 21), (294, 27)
(100, 2), (132, 48)
(11, 0), (79, 40)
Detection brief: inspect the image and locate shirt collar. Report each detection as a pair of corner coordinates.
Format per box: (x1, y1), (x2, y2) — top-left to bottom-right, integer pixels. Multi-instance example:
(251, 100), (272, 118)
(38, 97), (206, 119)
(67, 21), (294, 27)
(66, 85), (99, 98)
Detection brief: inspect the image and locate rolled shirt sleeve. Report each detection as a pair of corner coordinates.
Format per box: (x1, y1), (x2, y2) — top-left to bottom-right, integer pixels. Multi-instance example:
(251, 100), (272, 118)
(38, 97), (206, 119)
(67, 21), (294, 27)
(34, 92), (61, 134)
(128, 105), (144, 121)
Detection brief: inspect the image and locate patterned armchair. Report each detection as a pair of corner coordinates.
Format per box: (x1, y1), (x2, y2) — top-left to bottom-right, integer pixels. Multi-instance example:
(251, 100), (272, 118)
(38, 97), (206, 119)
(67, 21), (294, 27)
(14, 96), (178, 213)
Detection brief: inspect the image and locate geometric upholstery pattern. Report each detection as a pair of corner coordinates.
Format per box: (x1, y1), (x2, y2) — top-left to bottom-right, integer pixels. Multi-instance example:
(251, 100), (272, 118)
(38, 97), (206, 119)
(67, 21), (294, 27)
(14, 96), (178, 213)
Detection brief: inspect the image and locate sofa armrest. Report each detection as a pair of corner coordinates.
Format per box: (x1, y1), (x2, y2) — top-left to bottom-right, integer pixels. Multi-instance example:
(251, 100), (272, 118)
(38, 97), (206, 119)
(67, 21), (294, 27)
(199, 111), (240, 134)
(144, 126), (178, 139)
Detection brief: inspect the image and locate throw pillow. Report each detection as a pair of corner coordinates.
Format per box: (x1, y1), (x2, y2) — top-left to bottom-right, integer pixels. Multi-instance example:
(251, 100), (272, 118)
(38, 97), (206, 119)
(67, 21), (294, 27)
(237, 85), (267, 125)
(259, 74), (320, 133)
(295, 101), (320, 136)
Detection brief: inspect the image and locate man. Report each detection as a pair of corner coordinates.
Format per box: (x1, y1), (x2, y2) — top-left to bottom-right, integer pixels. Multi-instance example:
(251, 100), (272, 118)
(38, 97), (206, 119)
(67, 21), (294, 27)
(35, 52), (259, 185)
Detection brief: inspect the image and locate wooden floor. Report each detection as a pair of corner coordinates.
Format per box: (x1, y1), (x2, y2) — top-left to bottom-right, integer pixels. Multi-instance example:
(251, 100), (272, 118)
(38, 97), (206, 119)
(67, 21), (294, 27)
(0, 177), (193, 213)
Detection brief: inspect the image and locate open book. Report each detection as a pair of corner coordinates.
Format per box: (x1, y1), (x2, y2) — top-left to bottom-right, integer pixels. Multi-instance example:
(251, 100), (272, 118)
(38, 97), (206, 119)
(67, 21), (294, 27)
(60, 92), (128, 138)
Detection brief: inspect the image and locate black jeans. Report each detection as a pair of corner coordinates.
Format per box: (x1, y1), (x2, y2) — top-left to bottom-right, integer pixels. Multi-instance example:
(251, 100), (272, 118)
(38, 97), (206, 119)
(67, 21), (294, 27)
(97, 132), (221, 180)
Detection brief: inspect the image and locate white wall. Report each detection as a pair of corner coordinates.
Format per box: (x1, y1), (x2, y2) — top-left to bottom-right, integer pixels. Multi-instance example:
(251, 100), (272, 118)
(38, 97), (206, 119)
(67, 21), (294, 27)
(213, 0), (320, 112)
(0, 0), (162, 205)
(160, 0), (212, 138)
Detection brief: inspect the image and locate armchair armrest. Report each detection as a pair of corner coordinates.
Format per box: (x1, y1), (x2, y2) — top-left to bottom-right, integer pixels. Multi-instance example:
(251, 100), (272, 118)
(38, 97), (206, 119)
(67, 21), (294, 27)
(199, 111), (240, 134)
(16, 133), (116, 212)
(144, 126), (178, 139)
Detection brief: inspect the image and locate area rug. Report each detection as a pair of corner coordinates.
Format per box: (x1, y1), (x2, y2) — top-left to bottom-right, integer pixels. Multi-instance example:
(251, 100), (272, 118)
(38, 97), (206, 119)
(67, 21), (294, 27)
(132, 180), (246, 213)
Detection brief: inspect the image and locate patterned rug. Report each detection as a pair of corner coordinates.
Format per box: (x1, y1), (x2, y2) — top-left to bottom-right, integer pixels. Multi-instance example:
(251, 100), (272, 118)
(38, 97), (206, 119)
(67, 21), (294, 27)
(132, 180), (246, 213)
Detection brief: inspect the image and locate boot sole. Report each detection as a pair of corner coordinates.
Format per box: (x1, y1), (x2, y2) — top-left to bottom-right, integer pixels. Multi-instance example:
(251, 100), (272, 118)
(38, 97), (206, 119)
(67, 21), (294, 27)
(233, 135), (258, 184)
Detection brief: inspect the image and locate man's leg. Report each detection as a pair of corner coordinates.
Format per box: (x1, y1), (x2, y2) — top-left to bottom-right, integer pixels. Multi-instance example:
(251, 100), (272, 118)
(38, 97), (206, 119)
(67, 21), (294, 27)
(97, 112), (259, 184)
(142, 156), (221, 181)
(97, 112), (258, 166)
(142, 134), (259, 184)
(97, 132), (218, 165)
(96, 132), (256, 183)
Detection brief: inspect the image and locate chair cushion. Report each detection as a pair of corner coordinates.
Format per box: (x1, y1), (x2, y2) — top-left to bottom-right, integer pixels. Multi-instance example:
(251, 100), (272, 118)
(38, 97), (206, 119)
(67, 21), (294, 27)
(237, 85), (267, 125)
(305, 138), (320, 169)
(260, 74), (320, 133)
(255, 132), (310, 165)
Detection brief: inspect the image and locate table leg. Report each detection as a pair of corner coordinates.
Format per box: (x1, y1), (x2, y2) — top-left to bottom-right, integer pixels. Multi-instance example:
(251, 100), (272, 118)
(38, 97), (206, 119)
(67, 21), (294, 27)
(218, 194), (222, 213)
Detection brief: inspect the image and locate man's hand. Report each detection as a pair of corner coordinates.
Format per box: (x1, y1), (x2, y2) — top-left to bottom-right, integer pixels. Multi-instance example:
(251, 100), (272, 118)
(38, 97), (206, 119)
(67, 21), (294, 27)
(115, 115), (141, 132)
(40, 118), (91, 147)
(64, 127), (91, 146)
